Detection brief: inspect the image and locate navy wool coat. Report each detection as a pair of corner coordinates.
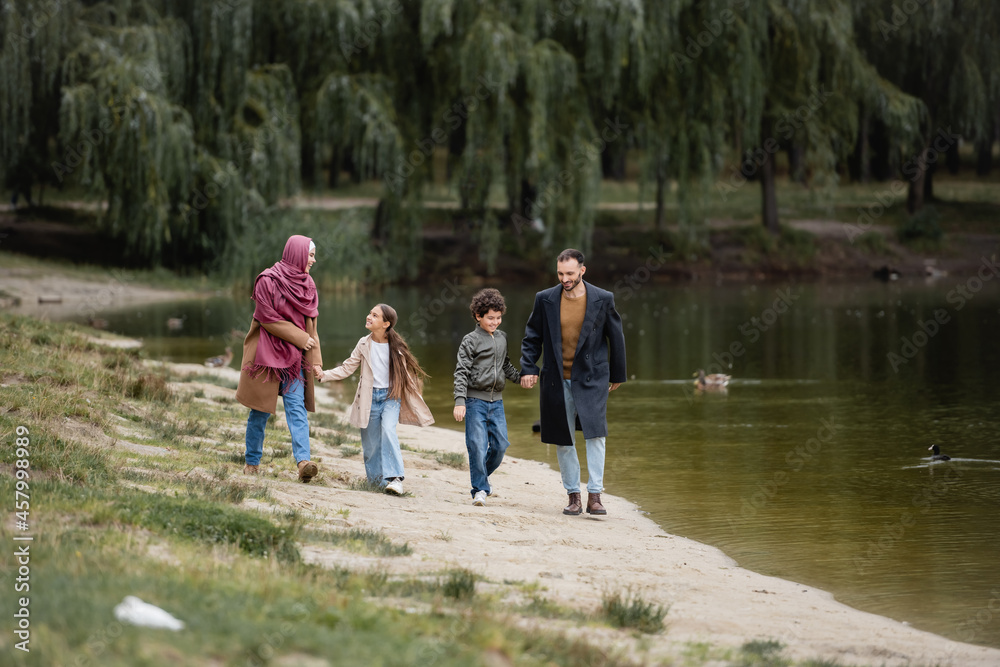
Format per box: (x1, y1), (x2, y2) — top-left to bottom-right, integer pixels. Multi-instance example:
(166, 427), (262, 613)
(520, 282), (627, 446)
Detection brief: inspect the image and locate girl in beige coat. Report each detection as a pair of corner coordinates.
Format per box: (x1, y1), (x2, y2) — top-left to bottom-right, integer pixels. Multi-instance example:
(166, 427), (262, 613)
(318, 304), (433, 495)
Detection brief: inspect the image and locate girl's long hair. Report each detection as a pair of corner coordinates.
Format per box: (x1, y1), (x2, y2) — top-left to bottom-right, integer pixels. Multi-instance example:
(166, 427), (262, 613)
(378, 304), (428, 400)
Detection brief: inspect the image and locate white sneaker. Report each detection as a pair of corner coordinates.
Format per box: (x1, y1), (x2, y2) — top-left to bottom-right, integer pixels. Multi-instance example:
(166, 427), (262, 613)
(473, 490), (487, 506)
(385, 478), (404, 496)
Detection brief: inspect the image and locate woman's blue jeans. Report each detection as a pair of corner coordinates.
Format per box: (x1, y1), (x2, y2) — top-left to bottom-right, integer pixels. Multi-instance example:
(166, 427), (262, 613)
(464, 397), (510, 496)
(360, 387), (404, 483)
(245, 371), (310, 465)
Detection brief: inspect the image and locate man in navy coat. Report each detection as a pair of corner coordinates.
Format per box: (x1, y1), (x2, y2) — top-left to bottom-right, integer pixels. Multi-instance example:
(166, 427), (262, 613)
(520, 248), (627, 516)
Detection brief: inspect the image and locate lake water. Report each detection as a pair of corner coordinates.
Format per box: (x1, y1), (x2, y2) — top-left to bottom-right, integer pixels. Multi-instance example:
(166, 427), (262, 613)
(90, 276), (1000, 648)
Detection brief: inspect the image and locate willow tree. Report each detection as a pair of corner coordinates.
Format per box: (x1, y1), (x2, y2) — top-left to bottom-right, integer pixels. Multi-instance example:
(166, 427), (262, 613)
(853, 0), (1000, 212)
(712, 0), (924, 234)
(0, 0), (81, 201)
(53, 0), (300, 266)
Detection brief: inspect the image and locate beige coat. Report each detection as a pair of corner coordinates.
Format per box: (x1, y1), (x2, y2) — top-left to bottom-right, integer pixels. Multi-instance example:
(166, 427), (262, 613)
(320, 334), (434, 428)
(236, 318), (323, 414)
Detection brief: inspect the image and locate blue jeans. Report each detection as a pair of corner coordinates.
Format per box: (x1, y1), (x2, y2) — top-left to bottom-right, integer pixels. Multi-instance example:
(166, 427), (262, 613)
(245, 371), (310, 465)
(360, 387), (404, 483)
(556, 378), (606, 494)
(464, 397), (510, 496)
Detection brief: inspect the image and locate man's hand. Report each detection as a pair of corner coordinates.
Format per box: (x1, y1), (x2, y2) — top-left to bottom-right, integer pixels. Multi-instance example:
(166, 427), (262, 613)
(303, 336), (316, 351)
(453, 406), (466, 422)
(520, 375), (538, 389)
(609, 382), (622, 392)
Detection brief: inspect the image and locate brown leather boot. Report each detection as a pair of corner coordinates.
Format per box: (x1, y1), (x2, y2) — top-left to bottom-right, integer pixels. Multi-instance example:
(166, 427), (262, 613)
(563, 492), (582, 515)
(586, 492), (607, 515)
(297, 460), (318, 483)
(243, 464), (259, 475)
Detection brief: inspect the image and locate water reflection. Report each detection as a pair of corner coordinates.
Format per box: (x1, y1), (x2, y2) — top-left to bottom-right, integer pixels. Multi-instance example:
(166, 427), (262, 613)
(86, 280), (1000, 648)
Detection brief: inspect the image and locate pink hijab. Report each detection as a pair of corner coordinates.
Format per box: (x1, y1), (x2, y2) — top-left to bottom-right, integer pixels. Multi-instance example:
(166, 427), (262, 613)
(243, 235), (319, 383)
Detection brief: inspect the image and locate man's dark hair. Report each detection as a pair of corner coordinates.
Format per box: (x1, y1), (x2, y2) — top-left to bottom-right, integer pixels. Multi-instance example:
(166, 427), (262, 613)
(470, 288), (507, 319)
(557, 248), (585, 265)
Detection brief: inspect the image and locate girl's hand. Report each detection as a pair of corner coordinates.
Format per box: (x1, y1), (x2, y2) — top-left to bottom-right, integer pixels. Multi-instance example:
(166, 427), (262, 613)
(303, 336), (316, 351)
(453, 406), (466, 422)
(313, 365), (323, 381)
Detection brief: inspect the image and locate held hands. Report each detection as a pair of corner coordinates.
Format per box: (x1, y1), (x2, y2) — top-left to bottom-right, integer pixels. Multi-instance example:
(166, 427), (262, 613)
(453, 406), (466, 422)
(303, 336), (316, 351)
(520, 375), (538, 389)
(313, 365), (323, 381)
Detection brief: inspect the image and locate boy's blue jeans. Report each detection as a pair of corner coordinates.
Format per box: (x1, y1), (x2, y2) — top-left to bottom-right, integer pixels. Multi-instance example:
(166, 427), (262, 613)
(245, 371), (310, 465)
(464, 397), (510, 497)
(360, 387), (404, 483)
(556, 378), (606, 494)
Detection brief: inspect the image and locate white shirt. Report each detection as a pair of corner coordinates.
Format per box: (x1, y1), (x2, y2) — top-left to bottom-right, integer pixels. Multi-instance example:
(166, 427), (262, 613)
(370, 341), (390, 389)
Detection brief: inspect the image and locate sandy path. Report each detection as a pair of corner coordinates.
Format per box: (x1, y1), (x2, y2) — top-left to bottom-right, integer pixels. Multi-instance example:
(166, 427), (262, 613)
(179, 371), (1000, 667)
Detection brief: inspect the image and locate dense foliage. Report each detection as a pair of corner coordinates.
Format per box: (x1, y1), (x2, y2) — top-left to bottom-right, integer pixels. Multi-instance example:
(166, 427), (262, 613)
(1, 0), (997, 274)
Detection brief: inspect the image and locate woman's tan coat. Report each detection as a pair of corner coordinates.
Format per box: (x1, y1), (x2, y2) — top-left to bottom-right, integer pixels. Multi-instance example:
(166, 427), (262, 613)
(320, 334), (434, 428)
(236, 318), (323, 414)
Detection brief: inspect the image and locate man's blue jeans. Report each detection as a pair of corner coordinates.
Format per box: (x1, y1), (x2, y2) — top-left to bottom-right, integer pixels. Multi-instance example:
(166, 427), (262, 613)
(464, 397), (510, 496)
(360, 387), (404, 483)
(556, 378), (606, 494)
(245, 371), (310, 465)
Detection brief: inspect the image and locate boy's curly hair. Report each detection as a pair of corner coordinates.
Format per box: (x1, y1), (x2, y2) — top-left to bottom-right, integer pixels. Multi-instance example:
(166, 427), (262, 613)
(469, 288), (507, 319)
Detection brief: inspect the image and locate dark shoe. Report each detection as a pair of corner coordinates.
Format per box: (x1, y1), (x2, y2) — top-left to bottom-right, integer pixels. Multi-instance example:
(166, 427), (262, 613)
(586, 492), (607, 515)
(243, 464), (259, 475)
(297, 460), (318, 483)
(563, 492), (582, 515)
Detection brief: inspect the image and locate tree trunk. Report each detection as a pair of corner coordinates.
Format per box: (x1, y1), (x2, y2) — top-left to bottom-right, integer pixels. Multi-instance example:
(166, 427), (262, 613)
(945, 141), (961, 174)
(906, 146), (929, 214)
(976, 135), (994, 176)
(787, 143), (805, 183)
(923, 159), (936, 201)
(300, 141), (317, 189)
(654, 165), (666, 234)
(849, 110), (871, 183)
(328, 145), (341, 189)
(761, 120), (779, 234)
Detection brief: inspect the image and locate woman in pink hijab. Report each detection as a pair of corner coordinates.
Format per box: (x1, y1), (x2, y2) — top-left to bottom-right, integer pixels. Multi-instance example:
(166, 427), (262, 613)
(236, 235), (324, 482)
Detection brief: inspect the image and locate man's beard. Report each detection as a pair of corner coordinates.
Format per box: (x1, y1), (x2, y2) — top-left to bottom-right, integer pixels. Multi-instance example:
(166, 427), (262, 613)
(562, 276), (582, 292)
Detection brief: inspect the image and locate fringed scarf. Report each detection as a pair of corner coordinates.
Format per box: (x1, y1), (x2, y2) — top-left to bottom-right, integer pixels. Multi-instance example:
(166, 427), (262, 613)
(243, 235), (319, 384)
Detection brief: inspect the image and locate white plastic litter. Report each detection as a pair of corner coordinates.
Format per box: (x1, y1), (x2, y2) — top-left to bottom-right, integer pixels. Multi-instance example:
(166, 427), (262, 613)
(113, 596), (185, 631)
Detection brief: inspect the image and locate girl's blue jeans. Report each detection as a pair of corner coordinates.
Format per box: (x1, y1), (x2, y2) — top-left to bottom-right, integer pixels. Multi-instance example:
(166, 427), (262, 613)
(360, 387), (404, 483)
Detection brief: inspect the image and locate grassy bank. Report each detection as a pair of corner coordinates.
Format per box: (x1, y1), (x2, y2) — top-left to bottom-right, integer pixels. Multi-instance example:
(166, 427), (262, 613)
(0, 313), (854, 665)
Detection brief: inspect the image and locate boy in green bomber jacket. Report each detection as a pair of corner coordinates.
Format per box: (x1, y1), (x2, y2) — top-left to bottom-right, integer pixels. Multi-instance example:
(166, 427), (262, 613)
(453, 288), (522, 506)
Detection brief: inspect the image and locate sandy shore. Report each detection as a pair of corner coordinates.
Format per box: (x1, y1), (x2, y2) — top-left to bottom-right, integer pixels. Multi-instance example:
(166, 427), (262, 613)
(0, 264), (199, 320)
(150, 361), (1000, 667)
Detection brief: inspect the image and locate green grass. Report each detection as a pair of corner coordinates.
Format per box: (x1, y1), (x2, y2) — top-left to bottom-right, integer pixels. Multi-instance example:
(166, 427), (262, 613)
(601, 589), (668, 634)
(303, 527), (412, 557)
(434, 451), (467, 469)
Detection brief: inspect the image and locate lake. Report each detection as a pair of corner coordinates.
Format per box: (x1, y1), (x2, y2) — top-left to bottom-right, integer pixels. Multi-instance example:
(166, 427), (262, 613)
(90, 274), (1000, 648)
